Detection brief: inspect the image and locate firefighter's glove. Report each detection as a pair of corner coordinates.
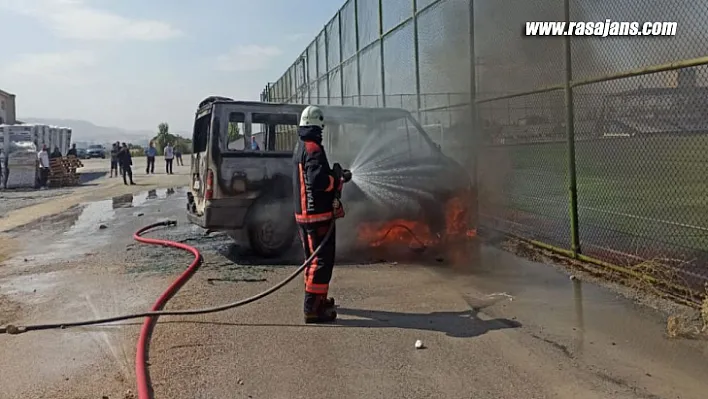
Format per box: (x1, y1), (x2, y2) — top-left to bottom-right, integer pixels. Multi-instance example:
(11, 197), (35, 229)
(332, 163), (344, 180)
(333, 198), (345, 219)
(333, 163), (352, 184)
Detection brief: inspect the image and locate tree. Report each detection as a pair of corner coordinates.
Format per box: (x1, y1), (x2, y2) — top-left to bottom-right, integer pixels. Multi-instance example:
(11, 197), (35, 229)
(147, 122), (194, 155)
(173, 136), (193, 155)
(228, 122), (241, 143)
(153, 122), (176, 155)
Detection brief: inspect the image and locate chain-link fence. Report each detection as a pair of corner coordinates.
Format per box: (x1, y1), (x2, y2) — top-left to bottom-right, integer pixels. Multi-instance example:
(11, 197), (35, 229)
(261, 0), (708, 300)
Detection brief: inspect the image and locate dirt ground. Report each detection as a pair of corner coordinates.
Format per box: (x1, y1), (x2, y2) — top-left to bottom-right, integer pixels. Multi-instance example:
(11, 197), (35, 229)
(1, 159), (707, 399)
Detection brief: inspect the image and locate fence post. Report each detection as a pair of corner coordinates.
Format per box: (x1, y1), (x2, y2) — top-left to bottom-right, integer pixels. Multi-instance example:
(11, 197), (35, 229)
(354, 0), (362, 106)
(315, 37), (319, 104)
(468, 0), (479, 228)
(304, 54), (310, 104)
(378, 0), (387, 108)
(563, 0), (581, 257)
(413, 0), (422, 122)
(338, 10), (345, 105)
(325, 24), (331, 105)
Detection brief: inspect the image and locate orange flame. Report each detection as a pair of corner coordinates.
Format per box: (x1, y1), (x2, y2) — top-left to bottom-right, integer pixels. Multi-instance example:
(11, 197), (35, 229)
(356, 191), (477, 250)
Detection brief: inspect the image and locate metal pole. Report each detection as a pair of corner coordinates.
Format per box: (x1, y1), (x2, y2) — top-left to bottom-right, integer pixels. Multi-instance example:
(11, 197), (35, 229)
(285, 70), (290, 102)
(339, 11), (345, 105)
(325, 26), (331, 104)
(379, 0), (386, 108)
(563, 0), (581, 257)
(413, 0), (422, 121)
(315, 39), (320, 103)
(305, 56), (309, 103)
(304, 54), (310, 104)
(354, 0), (362, 106)
(468, 0), (479, 228)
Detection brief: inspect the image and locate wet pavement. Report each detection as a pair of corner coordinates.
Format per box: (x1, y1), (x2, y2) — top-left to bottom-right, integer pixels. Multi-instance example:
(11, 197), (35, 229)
(433, 246), (708, 395)
(0, 185), (707, 398)
(0, 171), (107, 218)
(1, 187), (184, 269)
(0, 186), (194, 399)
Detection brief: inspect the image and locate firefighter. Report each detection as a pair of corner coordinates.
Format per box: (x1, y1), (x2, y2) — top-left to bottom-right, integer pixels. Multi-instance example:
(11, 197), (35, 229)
(293, 105), (350, 324)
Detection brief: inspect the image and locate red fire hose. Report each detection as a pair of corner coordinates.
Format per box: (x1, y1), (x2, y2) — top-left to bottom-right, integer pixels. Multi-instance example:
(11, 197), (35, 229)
(0, 219), (334, 399)
(0, 219), (426, 399)
(133, 221), (203, 399)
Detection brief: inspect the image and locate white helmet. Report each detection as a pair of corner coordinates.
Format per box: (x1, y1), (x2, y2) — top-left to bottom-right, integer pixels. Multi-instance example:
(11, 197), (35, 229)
(299, 105), (325, 129)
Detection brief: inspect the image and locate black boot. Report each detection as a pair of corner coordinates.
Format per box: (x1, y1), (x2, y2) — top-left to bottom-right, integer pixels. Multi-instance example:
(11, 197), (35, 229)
(325, 297), (335, 308)
(304, 294), (337, 324)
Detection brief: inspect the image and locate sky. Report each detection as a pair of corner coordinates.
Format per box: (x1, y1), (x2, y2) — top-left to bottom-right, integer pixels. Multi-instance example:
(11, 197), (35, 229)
(0, 0), (343, 133)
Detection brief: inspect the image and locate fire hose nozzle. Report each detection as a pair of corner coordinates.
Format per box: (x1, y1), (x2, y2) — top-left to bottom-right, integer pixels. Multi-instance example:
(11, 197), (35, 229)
(333, 163), (352, 183)
(2, 324), (25, 335)
(342, 169), (352, 183)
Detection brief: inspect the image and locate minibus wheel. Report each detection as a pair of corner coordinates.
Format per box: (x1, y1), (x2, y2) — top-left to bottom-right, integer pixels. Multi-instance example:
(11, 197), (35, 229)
(246, 194), (297, 258)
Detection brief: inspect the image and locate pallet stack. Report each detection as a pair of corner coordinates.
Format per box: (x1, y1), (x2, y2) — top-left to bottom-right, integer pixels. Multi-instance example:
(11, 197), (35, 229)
(48, 156), (83, 187)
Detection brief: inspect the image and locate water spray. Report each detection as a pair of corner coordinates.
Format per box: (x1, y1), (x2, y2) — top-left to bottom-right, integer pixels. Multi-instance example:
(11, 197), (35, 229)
(344, 124), (457, 211)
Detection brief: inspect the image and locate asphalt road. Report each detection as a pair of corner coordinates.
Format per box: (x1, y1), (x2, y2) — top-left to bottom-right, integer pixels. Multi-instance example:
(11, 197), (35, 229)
(0, 160), (707, 399)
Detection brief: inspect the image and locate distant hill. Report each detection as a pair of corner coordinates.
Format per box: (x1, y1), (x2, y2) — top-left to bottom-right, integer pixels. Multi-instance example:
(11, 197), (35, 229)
(18, 118), (188, 147)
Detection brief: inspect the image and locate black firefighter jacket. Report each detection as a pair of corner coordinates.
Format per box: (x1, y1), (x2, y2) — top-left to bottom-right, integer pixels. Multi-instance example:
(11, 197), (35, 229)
(292, 126), (340, 224)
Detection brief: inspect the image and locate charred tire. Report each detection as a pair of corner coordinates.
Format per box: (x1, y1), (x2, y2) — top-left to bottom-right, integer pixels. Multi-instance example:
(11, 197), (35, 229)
(245, 194), (296, 258)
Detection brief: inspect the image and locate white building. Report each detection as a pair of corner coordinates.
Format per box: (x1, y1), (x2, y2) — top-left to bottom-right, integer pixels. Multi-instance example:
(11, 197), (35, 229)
(0, 89), (17, 125)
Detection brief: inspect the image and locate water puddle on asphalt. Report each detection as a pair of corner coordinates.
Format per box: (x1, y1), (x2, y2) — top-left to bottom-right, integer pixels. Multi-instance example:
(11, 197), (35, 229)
(2, 187), (185, 267)
(433, 243), (708, 368)
(124, 187), (179, 209)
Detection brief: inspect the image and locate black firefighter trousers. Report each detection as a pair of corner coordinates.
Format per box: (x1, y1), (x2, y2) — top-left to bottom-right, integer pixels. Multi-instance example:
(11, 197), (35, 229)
(298, 221), (336, 314)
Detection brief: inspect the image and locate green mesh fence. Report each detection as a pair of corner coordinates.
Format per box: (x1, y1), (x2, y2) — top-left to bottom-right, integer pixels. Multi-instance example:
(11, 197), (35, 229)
(261, 0), (708, 298)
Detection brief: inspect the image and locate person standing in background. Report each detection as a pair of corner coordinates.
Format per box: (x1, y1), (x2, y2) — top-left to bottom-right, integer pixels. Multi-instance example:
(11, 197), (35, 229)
(251, 136), (261, 151)
(37, 145), (51, 189)
(67, 144), (77, 157)
(109, 143), (119, 178)
(115, 141), (123, 176)
(117, 142), (135, 185)
(164, 142), (174, 175)
(145, 141), (157, 174)
(174, 146), (183, 166)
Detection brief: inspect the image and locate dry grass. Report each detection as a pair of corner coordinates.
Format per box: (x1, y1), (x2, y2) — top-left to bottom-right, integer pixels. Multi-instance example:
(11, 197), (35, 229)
(623, 257), (702, 305)
(622, 259), (708, 338)
(506, 237), (704, 306)
(666, 312), (705, 339)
